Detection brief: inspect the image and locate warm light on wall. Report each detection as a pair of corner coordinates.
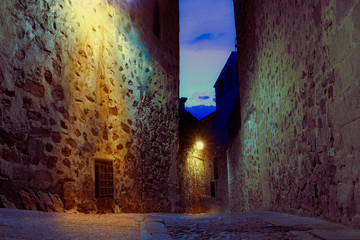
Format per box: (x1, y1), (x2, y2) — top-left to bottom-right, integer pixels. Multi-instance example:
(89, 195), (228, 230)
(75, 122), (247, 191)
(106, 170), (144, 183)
(196, 141), (204, 150)
(184, 141), (206, 212)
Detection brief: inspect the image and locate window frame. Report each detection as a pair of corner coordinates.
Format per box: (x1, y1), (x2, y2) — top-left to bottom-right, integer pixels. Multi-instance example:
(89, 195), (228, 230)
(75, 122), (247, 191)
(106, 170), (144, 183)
(95, 159), (114, 198)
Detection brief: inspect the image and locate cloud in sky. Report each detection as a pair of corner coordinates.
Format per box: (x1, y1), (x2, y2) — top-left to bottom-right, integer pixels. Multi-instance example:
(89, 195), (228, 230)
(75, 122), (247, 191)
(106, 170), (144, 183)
(189, 33), (224, 44)
(198, 96), (210, 100)
(186, 90), (215, 108)
(180, 0), (235, 50)
(180, 48), (230, 107)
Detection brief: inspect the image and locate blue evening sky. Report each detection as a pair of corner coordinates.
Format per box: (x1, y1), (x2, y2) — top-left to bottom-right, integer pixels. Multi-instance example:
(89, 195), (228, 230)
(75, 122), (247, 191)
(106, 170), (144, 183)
(179, 0), (236, 119)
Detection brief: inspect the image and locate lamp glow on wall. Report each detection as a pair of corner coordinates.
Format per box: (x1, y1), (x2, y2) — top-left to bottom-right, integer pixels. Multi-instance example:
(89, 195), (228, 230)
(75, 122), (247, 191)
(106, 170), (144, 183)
(185, 139), (205, 213)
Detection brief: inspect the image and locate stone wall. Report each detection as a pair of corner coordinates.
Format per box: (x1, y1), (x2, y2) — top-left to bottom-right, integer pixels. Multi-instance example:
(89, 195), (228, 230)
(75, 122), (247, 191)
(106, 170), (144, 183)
(0, 0), (179, 213)
(231, 0), (360, 226)
(199, 113), (229, 212)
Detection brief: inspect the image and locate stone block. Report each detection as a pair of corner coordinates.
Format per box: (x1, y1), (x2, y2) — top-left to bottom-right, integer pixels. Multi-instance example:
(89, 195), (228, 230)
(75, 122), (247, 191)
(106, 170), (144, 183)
(65, 138), (77, 148)
(23, 80), (45, 98)
(45, 143), (53, 152)
(44, 70), (52, 84)
(121, 122), (130, 134)
(62, 158), (71, 168)
(109, 106), (118, 116)
(61, 147), (71, 157)
(51, 85), (64, 101)
(48, 192), (64, 212)
(51, 132), (61, 143)
(62, 199), (76, 210)
(0, 194), (16, 208)
(77, 201), (97, 213)
(0, 146), (20, 163)
(80, 142), (93, 153)
(19, 190), (37, 211)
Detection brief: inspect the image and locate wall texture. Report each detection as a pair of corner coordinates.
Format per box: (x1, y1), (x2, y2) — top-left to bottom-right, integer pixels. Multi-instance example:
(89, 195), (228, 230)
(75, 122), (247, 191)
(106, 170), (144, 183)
(199, 113), (229, 212)
(231, 0), (360, 226)
(0, 0), (179, 213)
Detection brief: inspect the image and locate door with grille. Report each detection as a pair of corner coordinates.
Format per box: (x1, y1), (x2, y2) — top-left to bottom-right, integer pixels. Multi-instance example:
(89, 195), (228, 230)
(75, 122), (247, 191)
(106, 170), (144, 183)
(95, 159), (114, 212)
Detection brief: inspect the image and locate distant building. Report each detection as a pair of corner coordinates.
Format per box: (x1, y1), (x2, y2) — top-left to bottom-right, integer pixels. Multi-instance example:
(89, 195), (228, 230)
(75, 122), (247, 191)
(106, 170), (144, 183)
(181, 51), (240, 212)
(197, 112), (229, 212)
(214, 51), (240, 145)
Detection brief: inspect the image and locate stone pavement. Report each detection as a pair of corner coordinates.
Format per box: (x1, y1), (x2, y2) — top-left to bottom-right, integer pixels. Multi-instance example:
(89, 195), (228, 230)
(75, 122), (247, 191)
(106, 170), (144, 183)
(159, 212), (360, 240)
(0, 208), (170, 240)
(1, 208), (360, 239)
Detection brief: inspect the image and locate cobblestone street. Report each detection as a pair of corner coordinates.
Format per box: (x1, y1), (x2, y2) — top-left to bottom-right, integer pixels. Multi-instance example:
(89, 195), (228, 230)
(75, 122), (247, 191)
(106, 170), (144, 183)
(162, 214), (312, 239)
(160, 212), (360, 240)
(1, 209), (360, 239)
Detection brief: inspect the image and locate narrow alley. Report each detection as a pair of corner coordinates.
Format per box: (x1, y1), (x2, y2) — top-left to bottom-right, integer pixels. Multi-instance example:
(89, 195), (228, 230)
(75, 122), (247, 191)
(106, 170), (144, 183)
(1, 0), (360, 239)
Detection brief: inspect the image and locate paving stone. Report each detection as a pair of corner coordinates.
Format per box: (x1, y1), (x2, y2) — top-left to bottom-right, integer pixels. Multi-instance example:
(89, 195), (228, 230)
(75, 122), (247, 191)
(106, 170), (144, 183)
(2, 209), (360, 240)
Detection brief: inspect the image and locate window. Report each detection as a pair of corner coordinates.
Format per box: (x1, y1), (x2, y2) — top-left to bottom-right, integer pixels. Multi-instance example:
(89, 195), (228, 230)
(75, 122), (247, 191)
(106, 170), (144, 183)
(217, 78), (224, 99)
(226, 68), (233, 92)
(95, 160), (114, 198)
(210, 182), (216, 197)
(153, 1), (160, 38)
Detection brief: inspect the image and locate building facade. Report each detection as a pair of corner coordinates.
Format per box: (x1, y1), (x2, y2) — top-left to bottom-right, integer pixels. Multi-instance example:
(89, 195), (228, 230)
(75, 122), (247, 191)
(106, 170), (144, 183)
(0, 0), (179, 213)
(214, 51), (240, 146)
(204, 51), (240, 212)
(231, 0), (360, 226)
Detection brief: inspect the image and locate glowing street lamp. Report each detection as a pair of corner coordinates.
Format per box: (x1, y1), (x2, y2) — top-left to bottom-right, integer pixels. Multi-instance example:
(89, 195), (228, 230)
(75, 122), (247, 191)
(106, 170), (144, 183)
(196, 141), (204, 150)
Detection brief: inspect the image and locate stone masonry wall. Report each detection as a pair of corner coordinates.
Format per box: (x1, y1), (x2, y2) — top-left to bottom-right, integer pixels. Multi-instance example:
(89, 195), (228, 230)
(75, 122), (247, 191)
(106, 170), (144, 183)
(230, 0), (360, 226)
(0, 0), (179, 213)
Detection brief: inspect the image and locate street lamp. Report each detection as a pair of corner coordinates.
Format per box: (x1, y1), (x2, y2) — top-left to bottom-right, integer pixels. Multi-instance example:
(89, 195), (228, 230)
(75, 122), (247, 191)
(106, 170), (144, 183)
(196, 141), (204, 150)
(192, 140), (205, 213)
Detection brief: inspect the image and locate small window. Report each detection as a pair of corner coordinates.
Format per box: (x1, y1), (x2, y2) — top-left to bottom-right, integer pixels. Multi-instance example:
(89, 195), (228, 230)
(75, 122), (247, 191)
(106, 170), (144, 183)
(95, 160), (114, 198)
(153, 1), (160, 38)
(217, 78), (224, 99)
(210, 182), (216, 197)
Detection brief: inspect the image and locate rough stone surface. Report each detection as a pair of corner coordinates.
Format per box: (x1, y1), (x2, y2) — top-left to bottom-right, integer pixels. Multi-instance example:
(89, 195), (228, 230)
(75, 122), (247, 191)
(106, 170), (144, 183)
(231, 0), (360, 227)
(2, 209), (360, 240)
(0, 0), (179, 213)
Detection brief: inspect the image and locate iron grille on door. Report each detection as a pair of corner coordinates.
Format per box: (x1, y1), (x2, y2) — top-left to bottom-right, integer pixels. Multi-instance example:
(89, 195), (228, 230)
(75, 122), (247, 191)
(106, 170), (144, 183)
(95, 160), (114, 198)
